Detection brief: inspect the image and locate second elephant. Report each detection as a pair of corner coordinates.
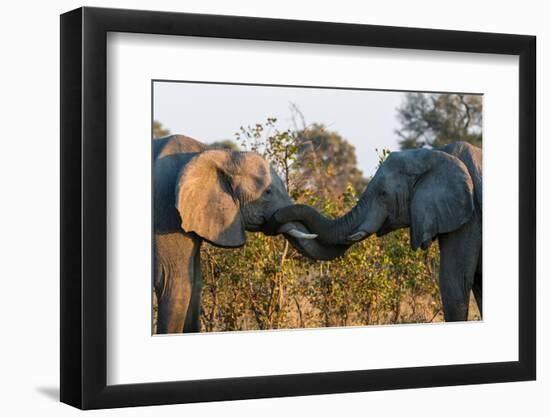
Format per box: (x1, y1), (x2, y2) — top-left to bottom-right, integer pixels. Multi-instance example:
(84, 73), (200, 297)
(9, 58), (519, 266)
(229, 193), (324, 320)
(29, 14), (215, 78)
(266, 141), (482, 322)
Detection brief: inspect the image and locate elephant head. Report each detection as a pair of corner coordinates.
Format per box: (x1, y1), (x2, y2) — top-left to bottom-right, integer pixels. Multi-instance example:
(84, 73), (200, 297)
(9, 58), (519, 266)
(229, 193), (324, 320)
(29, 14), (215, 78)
(154, 148), (348, 259)
(265, 146), (475, 252)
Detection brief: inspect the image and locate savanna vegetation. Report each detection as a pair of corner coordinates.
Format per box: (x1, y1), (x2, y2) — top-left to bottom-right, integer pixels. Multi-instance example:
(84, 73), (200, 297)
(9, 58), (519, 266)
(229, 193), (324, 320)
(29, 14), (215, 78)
(153, 92), (482, 332)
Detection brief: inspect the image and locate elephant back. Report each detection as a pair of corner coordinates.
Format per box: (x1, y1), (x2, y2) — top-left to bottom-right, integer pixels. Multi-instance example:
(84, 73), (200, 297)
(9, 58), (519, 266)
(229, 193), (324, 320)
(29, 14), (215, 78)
(154, 134), (208, 159)
(442, 141), (482, 212)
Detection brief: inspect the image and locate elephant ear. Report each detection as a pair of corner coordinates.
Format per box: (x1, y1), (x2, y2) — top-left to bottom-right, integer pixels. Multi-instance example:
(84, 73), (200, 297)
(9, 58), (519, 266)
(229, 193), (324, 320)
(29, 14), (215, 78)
(409, 150), (474, 250)
(175, 150), (246, 248)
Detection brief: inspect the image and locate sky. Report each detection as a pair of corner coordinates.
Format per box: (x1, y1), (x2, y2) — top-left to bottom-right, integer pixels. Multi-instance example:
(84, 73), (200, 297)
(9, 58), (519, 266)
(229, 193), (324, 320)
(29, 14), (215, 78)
(153, 82), (406, 177)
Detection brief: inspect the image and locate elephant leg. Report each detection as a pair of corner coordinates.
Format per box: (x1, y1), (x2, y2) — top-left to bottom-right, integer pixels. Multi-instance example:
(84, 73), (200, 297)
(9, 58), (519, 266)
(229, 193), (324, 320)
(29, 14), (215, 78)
(438, 214), (481, 322)
(183, 246), (203, 333)
(154, 232), (200, 334)
(472, 253), (482, 317)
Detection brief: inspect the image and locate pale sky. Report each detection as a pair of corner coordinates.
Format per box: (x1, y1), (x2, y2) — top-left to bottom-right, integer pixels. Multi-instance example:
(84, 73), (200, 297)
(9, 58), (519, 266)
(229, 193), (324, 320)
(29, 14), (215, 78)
(153, 82), (405, 177)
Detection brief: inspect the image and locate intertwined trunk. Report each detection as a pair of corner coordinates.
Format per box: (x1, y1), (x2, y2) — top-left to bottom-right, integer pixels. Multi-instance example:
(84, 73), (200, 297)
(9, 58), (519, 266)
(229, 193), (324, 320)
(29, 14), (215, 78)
(266, 189), (371, 246)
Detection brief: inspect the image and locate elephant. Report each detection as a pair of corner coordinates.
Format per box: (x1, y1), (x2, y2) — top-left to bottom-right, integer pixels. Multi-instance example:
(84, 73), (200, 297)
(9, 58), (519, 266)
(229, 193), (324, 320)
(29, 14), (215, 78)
(265, 141), (482, 322)
(153, 135), (347, 334)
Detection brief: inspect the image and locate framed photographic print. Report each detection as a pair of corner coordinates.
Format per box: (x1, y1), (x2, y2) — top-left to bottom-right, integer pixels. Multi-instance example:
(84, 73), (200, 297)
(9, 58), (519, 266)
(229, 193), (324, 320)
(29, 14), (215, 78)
(60, 6), (536, 409)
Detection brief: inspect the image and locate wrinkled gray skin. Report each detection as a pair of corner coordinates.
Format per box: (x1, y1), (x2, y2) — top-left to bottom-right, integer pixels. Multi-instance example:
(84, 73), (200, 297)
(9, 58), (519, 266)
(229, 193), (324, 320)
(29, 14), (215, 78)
(267, 142), (482, 322)
(154, 135), (346, 334)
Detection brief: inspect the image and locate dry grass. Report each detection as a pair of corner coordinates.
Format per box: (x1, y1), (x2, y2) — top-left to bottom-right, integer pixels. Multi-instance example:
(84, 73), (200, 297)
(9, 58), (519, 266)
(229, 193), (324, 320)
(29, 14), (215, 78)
(151, 285), (481, 334)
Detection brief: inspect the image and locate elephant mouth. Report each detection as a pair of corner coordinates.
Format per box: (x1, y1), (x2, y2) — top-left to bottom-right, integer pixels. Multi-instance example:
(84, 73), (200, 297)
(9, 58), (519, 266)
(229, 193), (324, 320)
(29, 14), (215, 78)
(376, 218), (403, 237)
(372, 217), (389, 237)
(246, 223), (264, 232)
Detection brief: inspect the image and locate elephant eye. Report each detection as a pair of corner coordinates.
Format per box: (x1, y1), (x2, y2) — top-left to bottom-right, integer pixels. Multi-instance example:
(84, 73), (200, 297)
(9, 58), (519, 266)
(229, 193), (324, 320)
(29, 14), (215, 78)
(265, 188), (272, 195)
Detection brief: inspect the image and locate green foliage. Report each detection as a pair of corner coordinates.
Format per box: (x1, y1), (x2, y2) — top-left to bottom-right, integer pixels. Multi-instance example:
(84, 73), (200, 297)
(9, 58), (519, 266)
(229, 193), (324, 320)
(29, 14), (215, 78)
(153, 120), (170, 139)
(233, 117), (298, 189)
(396, 93), (482, 149)
(376, 147), (391, 168)
(295, 124), (368, 196)
(199, 118), (446, 331)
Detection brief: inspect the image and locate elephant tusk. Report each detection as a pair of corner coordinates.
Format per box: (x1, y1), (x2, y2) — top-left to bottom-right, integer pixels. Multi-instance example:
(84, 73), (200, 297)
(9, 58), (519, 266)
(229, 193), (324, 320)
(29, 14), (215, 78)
(347, 230), (368, 241)
(286, 228), (318, 240)
(276, 223), (294, 234)
(276, 223), (318, 239)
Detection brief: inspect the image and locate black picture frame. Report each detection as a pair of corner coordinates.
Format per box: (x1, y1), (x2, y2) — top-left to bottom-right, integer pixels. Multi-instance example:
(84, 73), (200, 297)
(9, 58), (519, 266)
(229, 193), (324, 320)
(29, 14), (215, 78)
(60, 6), (536, 410)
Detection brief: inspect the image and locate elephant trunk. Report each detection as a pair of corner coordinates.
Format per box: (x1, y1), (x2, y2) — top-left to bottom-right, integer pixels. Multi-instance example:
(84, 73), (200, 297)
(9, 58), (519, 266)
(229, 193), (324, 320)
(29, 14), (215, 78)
(283, 224), (351, 261)
(265, 191), (371, 246)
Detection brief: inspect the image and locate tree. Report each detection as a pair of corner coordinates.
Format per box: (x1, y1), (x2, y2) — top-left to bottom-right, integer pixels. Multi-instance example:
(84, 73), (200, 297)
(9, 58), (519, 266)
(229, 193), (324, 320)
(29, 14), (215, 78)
(153, 120), (170, 139)
(294, 124), (368, 197)
(395, 93), (482, 149)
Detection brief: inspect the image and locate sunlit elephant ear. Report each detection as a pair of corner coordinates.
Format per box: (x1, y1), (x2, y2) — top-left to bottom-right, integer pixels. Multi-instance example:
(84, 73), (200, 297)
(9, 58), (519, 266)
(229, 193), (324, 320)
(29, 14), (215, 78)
(176, 150), (246, 248)
(409, 150), (474, 250)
